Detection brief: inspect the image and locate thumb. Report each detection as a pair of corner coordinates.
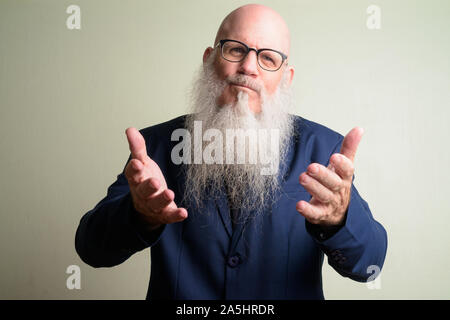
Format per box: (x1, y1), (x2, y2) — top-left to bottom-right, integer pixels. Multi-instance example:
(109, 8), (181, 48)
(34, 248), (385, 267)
(125, 127), (148, 163)
(339, 127), (364, 162)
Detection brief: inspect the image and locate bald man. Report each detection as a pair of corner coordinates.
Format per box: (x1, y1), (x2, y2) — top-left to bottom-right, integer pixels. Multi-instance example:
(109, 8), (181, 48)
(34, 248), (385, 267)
(76, 5), (387, 299)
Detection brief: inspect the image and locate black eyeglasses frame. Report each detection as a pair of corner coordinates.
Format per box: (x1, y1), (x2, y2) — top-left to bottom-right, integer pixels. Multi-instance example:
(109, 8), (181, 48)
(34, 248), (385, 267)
(216, 39), (288, 72)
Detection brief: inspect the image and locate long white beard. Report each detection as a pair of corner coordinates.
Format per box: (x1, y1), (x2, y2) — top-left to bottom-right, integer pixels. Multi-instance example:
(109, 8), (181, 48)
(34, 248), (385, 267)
(183, 56), (294, 222)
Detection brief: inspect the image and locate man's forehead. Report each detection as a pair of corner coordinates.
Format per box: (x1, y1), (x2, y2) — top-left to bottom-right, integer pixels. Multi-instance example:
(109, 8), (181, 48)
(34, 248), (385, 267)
(219, 31), (285, 52)
(214, 5), (290, 54)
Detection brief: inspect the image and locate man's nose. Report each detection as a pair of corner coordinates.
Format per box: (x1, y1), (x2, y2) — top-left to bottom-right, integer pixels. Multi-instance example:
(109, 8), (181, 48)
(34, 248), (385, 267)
(238, 50), (259, 76)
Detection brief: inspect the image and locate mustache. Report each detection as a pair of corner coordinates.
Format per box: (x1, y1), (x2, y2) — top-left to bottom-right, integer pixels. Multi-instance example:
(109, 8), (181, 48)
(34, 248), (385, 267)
(226, 74), (263, 93)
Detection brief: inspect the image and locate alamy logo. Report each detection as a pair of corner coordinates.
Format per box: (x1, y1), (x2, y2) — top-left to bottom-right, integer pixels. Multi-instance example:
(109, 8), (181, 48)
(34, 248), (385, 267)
(170, 121), (280, 175)
(66, 265), (81, 290)
(66, 5), (81, 30)
(366, 5), (381, 30)
(366, 265), (381, 289)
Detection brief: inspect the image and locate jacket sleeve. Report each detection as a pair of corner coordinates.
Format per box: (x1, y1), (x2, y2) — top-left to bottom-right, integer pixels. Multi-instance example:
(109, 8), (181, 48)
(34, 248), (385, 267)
(75, 169), (165, 268)
(305, 138), (388, 283)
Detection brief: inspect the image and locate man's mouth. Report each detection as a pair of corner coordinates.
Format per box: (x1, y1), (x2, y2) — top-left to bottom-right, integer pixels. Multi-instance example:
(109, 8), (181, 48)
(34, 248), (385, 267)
(226, 74), (262, 93)
(230, 82), (256, 92)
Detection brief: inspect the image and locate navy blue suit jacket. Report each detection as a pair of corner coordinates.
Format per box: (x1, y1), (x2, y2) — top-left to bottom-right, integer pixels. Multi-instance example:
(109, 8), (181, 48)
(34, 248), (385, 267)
(75, 115), (387, 299)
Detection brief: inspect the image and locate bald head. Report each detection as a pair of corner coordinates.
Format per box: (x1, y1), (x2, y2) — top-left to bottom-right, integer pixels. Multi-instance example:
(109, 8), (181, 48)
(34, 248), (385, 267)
(214, 4), (291, 56)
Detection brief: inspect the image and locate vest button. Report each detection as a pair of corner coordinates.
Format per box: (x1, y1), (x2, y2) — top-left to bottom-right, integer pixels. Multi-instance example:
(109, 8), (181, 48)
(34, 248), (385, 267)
(227, 255), (241, 268)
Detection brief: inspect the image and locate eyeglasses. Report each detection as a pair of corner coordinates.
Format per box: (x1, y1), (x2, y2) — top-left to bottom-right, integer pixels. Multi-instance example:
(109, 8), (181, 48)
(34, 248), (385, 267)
(216, 39), (288, 72)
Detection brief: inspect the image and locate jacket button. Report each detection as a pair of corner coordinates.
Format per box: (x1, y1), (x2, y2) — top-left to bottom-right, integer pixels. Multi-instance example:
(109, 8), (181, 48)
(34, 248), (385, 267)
(227, 255), (241, 268)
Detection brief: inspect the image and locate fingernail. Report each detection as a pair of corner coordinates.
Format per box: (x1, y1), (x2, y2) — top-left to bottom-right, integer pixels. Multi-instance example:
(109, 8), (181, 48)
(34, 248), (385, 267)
(308, 164), (319, 174)
(300, 174), (308, 184)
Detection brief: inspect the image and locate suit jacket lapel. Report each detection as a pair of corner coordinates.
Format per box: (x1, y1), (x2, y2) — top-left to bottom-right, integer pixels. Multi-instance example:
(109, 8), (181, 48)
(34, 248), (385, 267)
(215, 193), (232, 239)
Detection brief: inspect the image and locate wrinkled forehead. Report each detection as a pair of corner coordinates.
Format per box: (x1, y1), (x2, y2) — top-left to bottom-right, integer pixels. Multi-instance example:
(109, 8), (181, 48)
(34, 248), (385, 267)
(214, 8), (290, 55)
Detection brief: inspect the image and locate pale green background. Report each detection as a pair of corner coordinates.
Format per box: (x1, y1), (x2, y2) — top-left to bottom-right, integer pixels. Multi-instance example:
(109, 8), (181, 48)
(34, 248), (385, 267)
(0, 0), (449, 299)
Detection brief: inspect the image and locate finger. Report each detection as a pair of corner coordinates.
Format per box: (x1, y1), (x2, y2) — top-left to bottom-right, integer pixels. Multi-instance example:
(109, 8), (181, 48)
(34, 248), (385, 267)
(329, 153), (354, 180)
(125, 127), (148, 163)
(125, 159), (145, 185)
(339, 127), (364, 163)
(136, 177), (161, 199)
(299, 172), (334, 203)
(160, 207), (188, 224)
(306, 163), (342, 192)
(296, 200), (322, 224)
(146, 188), (175, 212)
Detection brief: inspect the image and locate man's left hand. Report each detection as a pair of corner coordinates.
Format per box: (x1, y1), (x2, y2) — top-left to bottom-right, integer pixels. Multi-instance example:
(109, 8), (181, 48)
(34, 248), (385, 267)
(296, 127), (364, 226)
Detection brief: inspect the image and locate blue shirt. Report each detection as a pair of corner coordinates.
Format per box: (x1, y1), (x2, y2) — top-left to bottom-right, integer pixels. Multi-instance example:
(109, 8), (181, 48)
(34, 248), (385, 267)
(75, 115), (388, 299)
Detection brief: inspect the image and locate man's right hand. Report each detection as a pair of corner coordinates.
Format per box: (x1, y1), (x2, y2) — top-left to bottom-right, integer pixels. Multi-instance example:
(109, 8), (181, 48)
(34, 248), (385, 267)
(124, 127), (188, 230)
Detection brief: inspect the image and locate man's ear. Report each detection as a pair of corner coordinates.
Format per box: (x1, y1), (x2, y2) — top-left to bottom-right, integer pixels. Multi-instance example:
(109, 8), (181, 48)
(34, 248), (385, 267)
(286, 65), (295, 86)
(203, 47), (214, 63)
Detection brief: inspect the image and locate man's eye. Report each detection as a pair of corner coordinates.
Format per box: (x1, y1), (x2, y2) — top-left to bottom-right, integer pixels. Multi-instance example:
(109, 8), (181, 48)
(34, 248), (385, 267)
(262, 55), (274, 62)
(230, 47), (246, 55)
(261, 54), (275, 65)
